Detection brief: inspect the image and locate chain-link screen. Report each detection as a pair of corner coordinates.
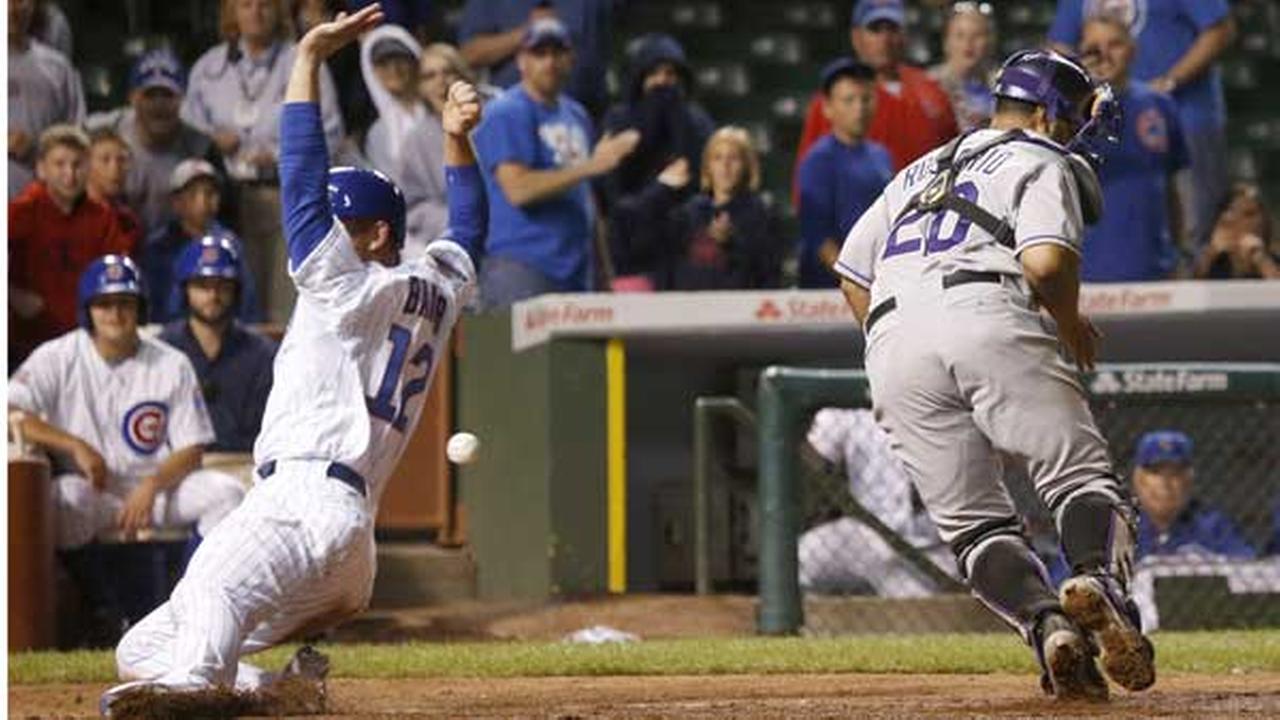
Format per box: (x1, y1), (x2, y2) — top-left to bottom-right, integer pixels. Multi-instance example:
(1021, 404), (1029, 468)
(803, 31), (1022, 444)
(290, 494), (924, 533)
(791, 369), (1280, 635)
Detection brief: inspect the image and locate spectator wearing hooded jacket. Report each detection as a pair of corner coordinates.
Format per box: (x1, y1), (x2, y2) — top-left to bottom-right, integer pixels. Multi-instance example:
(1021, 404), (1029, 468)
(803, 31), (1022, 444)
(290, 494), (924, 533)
(600, 33), (715, 288)
(360, 24), (427, 182)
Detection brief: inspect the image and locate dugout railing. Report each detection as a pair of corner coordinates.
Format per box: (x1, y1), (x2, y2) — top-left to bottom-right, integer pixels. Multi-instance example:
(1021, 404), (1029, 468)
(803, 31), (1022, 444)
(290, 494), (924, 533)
(751, 363), (1280, 635)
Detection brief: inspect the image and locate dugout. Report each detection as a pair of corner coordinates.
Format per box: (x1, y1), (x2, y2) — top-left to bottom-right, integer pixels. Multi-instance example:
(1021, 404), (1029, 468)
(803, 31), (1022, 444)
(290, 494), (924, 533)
(458, 281), (1280, 601)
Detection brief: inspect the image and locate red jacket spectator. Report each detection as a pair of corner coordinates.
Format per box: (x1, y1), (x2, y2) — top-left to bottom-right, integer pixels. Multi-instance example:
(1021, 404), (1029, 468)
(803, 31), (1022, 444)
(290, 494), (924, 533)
(9, 180), (135, 356)
(796, 64), (957, 174)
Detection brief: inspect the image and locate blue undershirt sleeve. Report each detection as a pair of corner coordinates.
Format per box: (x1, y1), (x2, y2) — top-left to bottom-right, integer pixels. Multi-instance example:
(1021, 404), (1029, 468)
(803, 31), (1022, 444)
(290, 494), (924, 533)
(443, 164), (487, 258)
(279, 101), (336, 270)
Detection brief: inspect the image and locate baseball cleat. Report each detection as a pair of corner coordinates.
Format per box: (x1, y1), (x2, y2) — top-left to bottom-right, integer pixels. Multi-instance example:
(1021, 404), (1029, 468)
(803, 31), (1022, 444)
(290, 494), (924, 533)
(99, 680), (165, 718)
(1061, 573), (1156, 691)
(1034, 612), (1109, 702)
(282, 644), (331, 682)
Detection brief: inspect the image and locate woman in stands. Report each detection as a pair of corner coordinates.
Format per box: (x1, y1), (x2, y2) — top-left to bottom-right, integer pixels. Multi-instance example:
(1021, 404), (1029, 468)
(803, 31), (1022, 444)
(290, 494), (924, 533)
(1192, 181), (1280, 279)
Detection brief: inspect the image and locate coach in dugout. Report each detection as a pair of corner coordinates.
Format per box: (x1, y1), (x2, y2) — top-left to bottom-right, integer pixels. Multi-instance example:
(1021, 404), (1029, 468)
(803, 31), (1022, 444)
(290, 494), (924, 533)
(1131, 430), (1256, 560)
(9, 256), (245, 626)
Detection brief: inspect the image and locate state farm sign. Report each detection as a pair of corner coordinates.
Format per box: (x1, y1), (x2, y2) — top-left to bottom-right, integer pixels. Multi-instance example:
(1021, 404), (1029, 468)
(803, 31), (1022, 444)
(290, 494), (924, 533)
(753, 296), (851, 324)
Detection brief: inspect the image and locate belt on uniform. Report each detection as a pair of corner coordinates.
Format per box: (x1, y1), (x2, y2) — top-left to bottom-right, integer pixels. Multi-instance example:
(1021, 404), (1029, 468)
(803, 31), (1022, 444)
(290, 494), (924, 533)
(256, 459), (367, 498)
(864, 270), (1005, 334)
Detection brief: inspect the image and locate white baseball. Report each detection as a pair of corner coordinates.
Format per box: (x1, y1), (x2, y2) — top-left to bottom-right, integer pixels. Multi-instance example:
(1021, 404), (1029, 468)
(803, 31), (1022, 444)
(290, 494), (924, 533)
(447, 432), (480, 464)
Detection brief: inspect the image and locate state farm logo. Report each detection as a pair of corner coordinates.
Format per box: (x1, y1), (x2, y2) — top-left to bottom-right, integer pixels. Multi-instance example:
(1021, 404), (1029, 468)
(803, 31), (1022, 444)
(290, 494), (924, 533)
(523, 302), (615, 332)
(1080, 287), (1174, 313)
(754, 296), (851, 323)
(1089, 370), (1229, 395)
(755, 300), (783, 320)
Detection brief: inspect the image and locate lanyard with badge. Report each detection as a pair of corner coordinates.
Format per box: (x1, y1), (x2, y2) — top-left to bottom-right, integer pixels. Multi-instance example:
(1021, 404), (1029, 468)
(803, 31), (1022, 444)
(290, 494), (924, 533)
(231, 41), (283, 131)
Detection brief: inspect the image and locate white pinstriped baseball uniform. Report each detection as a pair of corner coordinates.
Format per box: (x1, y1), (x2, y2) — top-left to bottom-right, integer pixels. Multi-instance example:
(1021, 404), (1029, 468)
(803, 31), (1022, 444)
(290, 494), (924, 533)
(9, 329), (243, 548)
(111, 215), (475, 691)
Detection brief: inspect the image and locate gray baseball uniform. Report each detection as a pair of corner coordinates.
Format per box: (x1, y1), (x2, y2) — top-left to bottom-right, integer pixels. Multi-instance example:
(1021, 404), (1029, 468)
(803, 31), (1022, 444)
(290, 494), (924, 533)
(834, 128), (1121, 570)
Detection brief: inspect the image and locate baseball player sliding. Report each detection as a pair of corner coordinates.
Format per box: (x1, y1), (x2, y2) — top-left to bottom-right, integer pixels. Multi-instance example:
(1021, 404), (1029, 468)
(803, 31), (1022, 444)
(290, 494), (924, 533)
(834, 49), (1153, 701)
(101, 5), (483, 714)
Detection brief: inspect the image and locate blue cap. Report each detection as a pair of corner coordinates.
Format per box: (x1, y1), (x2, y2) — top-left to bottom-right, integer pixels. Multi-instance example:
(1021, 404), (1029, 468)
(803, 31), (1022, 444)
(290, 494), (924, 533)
(851, 0), (905, 27)
(820, 57), (876, 93)
(522, 17), (572, 50)
(1134, 430), (1193, 468)
(130, 49), (186, 94)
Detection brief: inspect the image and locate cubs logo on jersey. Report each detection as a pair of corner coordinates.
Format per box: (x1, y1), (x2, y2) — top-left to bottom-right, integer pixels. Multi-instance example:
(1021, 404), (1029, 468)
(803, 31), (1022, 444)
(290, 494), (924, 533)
(1135, 106), (1169, 154)
(123, 401), (169, 455)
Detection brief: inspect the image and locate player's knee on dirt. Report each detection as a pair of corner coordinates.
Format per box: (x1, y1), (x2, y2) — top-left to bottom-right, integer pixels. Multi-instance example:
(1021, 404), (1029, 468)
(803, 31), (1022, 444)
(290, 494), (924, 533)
(1055, 484), (1135, 579)
(959, 527), (1060, 643)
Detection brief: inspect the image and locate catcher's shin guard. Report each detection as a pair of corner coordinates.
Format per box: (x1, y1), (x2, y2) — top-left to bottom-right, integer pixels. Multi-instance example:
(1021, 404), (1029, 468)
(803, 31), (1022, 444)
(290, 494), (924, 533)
(961, 530), (1060, 644)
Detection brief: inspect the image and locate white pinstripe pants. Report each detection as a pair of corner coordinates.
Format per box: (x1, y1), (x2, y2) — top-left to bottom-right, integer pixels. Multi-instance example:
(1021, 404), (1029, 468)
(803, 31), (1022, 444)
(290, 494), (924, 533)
(113, 460), (375, 691)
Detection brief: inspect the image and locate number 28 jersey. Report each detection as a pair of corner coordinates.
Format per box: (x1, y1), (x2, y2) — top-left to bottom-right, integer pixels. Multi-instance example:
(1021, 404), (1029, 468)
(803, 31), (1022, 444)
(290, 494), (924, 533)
(834, 128), (1087, 309)
(253, 219), (476, 506)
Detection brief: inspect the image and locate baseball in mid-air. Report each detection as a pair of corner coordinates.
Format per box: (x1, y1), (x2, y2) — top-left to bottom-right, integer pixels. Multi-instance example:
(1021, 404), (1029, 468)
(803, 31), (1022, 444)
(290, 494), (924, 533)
(447, 432), (480, 464)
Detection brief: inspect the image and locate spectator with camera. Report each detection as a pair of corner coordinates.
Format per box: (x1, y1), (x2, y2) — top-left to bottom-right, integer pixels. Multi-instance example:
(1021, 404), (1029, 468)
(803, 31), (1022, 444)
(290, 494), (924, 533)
(159, 236), (277, 453)
(1192, 181), (1280, 280)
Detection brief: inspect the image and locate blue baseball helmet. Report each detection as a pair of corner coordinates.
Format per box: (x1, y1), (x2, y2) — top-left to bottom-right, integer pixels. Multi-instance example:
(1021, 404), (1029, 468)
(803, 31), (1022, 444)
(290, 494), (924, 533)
(328, 166), (406, 249)
(78, 254), (148, 330)
(177, 234), (244, 285)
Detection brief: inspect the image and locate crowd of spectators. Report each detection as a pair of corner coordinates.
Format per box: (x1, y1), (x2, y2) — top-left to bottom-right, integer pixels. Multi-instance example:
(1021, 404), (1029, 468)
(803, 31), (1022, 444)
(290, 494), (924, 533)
(9, 0), (1277, 352)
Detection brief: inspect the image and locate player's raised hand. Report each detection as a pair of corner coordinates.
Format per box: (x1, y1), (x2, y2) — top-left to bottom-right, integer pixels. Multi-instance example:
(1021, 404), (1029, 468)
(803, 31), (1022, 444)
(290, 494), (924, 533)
(298, 3), (383, 60)
(442, 81), (482, 136)
(72, 440), (108, 490)
(118, 480), (159, 538)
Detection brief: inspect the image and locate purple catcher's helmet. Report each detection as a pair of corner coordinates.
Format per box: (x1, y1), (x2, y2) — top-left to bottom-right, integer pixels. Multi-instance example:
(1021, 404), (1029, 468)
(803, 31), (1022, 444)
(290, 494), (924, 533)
(77, 254), (148, 330)
(328, 166), (407, 249)
(993, 48), (1121, 162)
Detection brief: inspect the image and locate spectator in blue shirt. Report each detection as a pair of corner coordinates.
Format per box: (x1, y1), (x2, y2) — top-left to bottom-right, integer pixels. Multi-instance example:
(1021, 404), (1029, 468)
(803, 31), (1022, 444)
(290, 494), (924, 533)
(142, 159), (262, 323)
(159, 236), (277, 453)
(1077, 14), (1189, 282)
(459, 0), (620, 119)
(470, 18), (638, 308)
(1049, 0), (1236, 248)
(1131, 430), (1256, 561)
(796, 59), (893, 288)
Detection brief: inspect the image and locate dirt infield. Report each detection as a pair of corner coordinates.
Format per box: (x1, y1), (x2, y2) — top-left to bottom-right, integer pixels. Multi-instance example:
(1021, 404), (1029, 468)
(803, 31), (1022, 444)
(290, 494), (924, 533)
(13, 672), (1280, 718)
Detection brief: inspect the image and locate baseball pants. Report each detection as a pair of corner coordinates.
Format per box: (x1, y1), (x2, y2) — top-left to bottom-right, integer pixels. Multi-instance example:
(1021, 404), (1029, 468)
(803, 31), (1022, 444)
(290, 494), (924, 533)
(114, 460), (375, 691)
(863, 280), (1118, 553)
(54, 469), (245, 549)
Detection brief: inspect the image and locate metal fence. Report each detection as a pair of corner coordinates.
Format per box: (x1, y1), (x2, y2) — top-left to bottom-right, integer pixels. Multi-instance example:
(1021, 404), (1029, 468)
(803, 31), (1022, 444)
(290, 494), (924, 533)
(749, 364), (1280, 635)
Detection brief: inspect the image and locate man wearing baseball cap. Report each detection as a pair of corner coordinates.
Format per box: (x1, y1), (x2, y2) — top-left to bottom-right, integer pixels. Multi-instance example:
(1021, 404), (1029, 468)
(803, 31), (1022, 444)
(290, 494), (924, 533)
(87, 49), (226, 232)
(793, 0), (958, 190)
(141, 159), (261, 323)
(470, 16), (639, 307)
(1131, 430), (1255, 560)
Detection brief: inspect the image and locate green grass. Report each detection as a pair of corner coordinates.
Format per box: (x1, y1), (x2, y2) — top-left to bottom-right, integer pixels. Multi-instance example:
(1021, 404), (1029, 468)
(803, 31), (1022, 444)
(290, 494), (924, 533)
(11, 631), (1280, 686)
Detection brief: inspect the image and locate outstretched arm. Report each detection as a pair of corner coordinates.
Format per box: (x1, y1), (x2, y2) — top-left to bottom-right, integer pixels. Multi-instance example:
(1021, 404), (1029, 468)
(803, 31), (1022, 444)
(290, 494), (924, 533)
(440, 81), (487, 256)
(281, 5), (384, 269)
